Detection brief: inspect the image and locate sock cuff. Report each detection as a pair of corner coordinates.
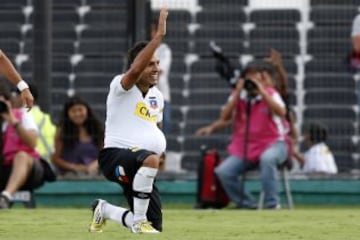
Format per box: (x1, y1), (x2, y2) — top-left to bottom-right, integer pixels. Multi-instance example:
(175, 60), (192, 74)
(122, 210), (130, 227)
(137, 167), (158, 178)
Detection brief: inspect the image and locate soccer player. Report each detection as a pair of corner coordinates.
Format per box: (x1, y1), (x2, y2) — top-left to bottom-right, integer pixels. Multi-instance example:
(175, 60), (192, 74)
(0, 50), (33, 109)
(89, 8), (168, 234)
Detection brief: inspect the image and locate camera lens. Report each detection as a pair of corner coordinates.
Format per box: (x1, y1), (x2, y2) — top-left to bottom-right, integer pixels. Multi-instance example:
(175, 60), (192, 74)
(0, 101), (8, 113)
(244, 78), (257, 92)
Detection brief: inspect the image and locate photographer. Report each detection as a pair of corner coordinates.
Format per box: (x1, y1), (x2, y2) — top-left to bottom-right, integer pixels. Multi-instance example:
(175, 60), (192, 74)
(196, 61), (289, 209)
(0, 84), (43, 209)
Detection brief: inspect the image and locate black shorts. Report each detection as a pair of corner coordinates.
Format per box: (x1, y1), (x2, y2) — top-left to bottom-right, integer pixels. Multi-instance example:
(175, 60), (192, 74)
(98, 148), (163, 231)
(0, 158), (45, 191)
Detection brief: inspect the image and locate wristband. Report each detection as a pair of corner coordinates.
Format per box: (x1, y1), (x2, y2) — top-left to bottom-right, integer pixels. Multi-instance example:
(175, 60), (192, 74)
(17, 80), (29, 92)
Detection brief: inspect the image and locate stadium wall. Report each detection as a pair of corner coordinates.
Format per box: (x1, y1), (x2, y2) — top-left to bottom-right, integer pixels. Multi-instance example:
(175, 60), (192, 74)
(33, 178), (360, 207)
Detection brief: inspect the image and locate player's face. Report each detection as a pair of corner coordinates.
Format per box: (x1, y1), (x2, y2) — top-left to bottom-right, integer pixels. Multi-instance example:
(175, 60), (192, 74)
(141, 56), (160, 86)
(68, 104), (88, 126)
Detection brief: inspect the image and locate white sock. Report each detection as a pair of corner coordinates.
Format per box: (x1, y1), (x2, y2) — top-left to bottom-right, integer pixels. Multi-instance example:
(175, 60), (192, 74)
(1, 191), (12, 201)
(132, 167), (158, 223)
(102, 201), (134, 228)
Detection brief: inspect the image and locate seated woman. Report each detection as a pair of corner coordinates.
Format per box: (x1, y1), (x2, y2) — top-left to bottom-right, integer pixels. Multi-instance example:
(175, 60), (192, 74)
(52, 96), (104, 176)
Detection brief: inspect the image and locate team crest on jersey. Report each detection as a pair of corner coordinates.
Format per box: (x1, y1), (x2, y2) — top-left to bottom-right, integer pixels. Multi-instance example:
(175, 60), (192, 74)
(134, 102), (157, 122)
(149, 99), (158, 109)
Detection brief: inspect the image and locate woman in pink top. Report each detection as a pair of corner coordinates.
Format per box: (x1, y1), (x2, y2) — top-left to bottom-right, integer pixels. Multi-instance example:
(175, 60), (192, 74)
(196, 61), (289, 209)
(0, 84), (43, 209)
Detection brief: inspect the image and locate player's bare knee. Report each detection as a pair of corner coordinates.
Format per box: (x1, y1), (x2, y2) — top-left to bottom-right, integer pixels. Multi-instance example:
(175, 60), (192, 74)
(142, 154), (160, 168)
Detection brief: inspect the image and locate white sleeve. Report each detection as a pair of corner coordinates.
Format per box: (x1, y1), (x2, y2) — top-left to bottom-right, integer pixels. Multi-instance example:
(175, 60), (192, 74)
(271, 91), (285, 108)
(110, 74), (128, 96)
(21, 109), (38, 133)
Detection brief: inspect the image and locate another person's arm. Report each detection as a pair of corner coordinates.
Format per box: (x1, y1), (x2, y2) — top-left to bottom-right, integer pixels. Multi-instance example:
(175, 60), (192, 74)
(0, 50), (33, 109)
(265, 49), (288, 99)
(195, 80), (243, 136)
(121, 8), (168, 90)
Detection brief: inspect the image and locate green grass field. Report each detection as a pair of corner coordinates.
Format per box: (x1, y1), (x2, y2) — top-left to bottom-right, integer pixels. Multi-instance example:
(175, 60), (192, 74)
(0, 206), (359, 240)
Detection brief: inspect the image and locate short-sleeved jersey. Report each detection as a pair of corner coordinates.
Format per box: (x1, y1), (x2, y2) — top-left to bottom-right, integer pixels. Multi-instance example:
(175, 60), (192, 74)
(104, 74), (166, 155)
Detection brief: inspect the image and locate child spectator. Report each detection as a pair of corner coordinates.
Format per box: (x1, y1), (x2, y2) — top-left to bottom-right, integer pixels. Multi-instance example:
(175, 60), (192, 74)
(52, 96), (104, 176)
(300, 123), (338, 174)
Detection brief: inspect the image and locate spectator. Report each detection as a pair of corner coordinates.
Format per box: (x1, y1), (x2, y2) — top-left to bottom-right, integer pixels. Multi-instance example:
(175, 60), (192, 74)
(12, 84), (56, 161)
(210, 45), (300, 166)
(196, 61), (289, 209)
(89, 8), (168, 234)
(51, 96), (104, 176)
(299, 123), (337, 174)
(0, 50), (33, 109)
(151, 21), (172, 135)
(350, 14), (360, 70)
(0, 83), (44, 209)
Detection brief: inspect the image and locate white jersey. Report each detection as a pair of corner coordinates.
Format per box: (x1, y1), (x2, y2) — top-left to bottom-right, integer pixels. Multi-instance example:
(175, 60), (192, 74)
(104, 74), (166, 155)
(303, 143), (338, 174)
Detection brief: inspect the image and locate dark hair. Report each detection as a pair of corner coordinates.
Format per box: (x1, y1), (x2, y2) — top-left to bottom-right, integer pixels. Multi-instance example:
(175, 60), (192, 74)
(58, 96), (104, 149)
(241, 60), (276, 79)
(127, 41), (149, 68)
(0, 83), (12, 100)
(307, 122), (327, 143)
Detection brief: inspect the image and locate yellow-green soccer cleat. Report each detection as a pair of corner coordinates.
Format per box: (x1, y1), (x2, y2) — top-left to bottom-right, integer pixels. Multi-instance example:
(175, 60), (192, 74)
(131, 221), (160, 234)
(89, 199), (106, 233)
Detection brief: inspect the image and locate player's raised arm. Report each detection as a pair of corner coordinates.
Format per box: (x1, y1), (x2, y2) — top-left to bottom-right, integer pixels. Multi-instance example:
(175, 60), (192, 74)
(0, 50), (34, 109)
(121, 8), (168, 90)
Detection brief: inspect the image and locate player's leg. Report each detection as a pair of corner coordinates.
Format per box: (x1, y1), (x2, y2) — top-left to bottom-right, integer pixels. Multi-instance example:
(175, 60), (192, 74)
(146, 185), (162, 231)
(90, 148), (134, 232)
(131, 153), (160, 233)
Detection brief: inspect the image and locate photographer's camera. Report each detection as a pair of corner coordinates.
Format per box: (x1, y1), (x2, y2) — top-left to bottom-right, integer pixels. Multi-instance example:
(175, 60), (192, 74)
(243, 78), (257, 92)
(0, 100), (9, 113)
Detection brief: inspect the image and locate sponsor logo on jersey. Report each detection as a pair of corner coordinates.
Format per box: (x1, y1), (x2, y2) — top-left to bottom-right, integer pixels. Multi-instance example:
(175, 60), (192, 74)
(134, 102), (157, 122)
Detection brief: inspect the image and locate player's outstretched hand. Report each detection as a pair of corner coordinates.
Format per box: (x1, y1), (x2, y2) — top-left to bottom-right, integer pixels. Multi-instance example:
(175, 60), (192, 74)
(157, 8), (168, 38)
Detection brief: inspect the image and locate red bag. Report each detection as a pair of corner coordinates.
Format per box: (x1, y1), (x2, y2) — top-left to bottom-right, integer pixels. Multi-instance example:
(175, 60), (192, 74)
(195, 147), (229, 209)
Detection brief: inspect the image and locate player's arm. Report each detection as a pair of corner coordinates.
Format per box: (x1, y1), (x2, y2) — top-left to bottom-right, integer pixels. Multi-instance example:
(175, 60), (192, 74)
(121, 8), (168, 90)
(0, 50), (34, 109)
